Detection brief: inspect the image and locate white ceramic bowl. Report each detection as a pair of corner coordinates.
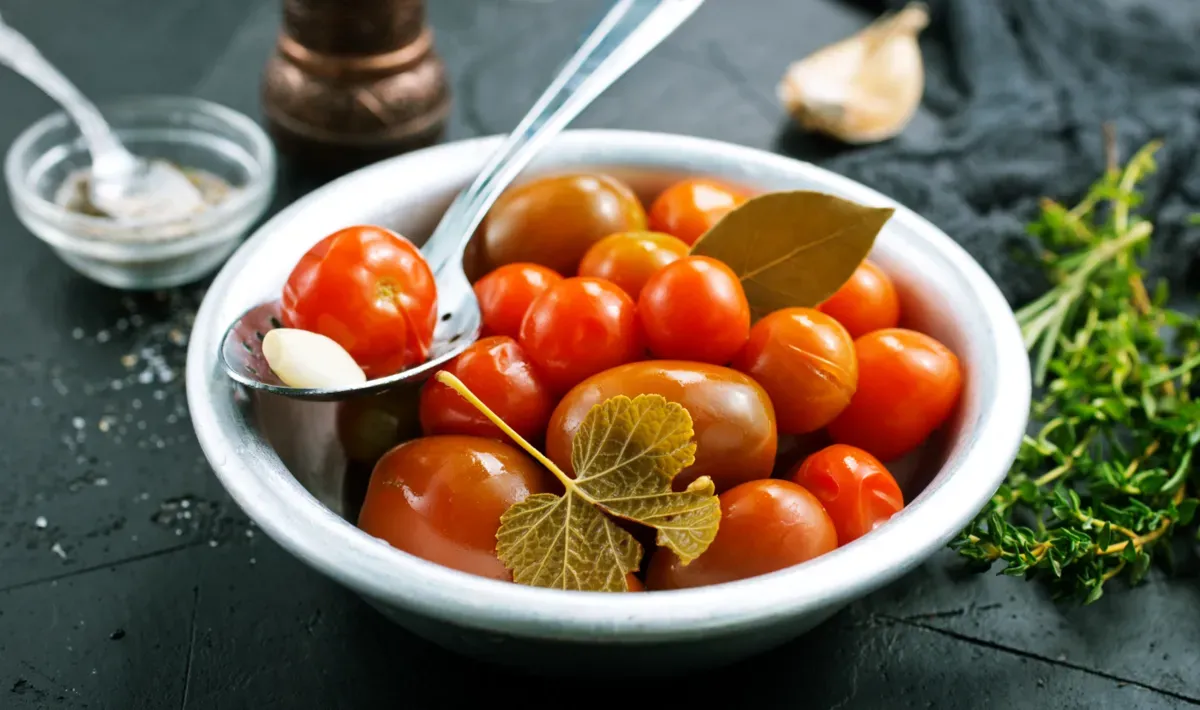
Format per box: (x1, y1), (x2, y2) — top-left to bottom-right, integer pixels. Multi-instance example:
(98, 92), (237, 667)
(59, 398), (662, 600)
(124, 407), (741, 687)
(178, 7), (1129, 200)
(186, 130), (1029, 674)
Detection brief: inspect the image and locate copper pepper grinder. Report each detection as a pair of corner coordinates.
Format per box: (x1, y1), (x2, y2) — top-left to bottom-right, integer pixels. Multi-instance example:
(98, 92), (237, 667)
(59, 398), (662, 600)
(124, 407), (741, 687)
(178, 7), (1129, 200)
(262, 0), (450, 170)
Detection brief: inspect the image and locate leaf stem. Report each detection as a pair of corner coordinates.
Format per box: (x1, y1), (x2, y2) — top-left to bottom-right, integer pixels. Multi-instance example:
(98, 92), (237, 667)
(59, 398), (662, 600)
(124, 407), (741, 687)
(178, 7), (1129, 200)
(435, 371), (576, 489)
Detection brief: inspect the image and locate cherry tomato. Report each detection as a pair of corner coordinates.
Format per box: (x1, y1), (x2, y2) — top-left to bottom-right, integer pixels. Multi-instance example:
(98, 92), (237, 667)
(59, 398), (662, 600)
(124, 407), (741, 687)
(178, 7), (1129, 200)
(638, 256), (750, 364)
(336, 387), (423, 466)
(419, 336), (554, 443)
(577, 231), (690, 300)
(519, 277), (643, 394)
(828, 329), (963, 461)
(477, 173), (647, 275)
(625, 574), (646, 592)
(473, 263), (563, 339)
(647, 178), (749, 245)
(733, 307), (857, 436)
(646, 479), (837, 590)
(790, 444), (904, 545)
(817, 260), (901, 338)
(357, 436), (557, 581)
(281, 225), (437, 377)
(547, 361), (776, 492)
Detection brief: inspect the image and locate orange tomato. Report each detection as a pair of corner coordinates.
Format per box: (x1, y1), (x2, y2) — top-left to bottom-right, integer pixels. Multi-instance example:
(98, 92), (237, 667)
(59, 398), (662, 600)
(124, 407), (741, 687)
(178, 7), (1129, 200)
(648, 178), (749, 245)
(357, 436), (557, 581)
(638, 256), (750, 365)
(733, 308), (857, 435)
(473, 263), (563, 339)
(577, 231), (689, 300)
(646, 479), (837, 589)
(828, 329), (963, 461)
(790, 444), (904, 544)
(519, 277), (643, 394)
(817, 260), (901, 338)
(418, 336), (554, 443)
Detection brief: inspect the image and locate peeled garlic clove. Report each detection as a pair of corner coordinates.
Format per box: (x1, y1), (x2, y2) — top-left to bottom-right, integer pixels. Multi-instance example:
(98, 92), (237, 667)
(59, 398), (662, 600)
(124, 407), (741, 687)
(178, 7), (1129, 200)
(778, 2), (929, 144)
(262, 328), (367, 389)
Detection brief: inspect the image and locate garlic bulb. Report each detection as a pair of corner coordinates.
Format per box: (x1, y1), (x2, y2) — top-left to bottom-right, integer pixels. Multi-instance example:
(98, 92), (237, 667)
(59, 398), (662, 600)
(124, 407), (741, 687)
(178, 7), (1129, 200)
(778, 2), (929, 144)
(262, 328), (367, 389)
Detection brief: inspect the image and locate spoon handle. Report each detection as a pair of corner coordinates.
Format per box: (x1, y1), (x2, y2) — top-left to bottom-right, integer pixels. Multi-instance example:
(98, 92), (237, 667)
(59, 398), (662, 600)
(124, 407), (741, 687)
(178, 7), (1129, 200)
(0, 13), (138, 179)
(422, 0), (705, 274)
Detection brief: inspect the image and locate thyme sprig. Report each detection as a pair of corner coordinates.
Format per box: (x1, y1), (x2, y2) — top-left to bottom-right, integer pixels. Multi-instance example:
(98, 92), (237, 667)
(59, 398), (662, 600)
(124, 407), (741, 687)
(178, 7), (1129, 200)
(951, 138), (1200, 603)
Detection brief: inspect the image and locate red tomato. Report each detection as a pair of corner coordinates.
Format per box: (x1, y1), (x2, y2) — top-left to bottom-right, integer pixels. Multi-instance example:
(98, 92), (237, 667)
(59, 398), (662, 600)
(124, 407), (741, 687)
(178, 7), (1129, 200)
(648, 178), (749, 245)
(817, 260), (901, 338)
(577, 231), (690, 300)
(828, 329), (963, 461)
(419, 336), (554, 443)
(646, 479), (837, 590)
(733, 307), (857, 435)
(789, 444), (904, 544)
(281, 225), (437, 377)
(473, 263), (563, 339)
(625, 574), (645, 592)
(357, 436), (557, 581)
(638, 256), (750, 364)
(519, 277), (643, 394)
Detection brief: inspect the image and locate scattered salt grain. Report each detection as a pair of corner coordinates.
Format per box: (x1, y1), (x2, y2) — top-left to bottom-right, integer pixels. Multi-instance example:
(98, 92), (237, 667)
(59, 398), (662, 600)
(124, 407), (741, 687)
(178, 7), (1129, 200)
(72, 417), (85, 430)
(72, 327), (84, 340)
(35, 516), (47, 529)
(51, 542), (68, 560)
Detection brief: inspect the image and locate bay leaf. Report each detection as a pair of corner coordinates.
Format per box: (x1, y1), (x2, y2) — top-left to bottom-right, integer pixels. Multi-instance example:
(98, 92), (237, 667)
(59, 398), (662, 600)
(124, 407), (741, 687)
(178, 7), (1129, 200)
(690, 190), (895, 320)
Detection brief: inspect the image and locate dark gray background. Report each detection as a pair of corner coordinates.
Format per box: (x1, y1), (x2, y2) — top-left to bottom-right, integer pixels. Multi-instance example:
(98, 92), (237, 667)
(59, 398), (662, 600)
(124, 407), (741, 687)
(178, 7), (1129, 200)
(1, 0), (1198, 708)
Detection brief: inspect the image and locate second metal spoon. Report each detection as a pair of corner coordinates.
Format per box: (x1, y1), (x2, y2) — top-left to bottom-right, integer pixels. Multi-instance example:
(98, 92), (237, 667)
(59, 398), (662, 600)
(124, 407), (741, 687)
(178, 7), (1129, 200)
(0, 12), (204, 221)
(221, 0), (705, 401)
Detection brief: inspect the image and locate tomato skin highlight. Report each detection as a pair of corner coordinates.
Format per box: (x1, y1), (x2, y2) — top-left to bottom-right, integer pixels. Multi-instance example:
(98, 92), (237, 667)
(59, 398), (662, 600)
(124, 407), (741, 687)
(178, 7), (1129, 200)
(648, 178), (749, 245)
(547, 360), (777, 493)
(733, 307), (858, 435)
(790, 444), (904, 545)
(646, 479), (837, 590)
(518, 277), (644, 394)
(478, 173), (647, 275)
(419, 336), (555, 444)
(638, 256), (751, 365)
(577, 231), (689, 300)
(817, 260), (901, 338)
(473, 263), (564, 339)
(280, 225), (437, 377)
(357, 436), (558, 581)
(828, 328), (963, 461)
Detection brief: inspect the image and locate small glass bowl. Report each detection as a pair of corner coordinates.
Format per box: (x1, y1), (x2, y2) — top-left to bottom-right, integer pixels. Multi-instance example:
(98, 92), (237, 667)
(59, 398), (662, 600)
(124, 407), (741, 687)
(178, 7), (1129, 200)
(5, 95), (276, 290)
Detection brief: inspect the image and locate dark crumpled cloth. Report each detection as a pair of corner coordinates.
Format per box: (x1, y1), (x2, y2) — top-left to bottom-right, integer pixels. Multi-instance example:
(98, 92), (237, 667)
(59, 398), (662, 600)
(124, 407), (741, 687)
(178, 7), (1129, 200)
(822, 0), (1200, 305)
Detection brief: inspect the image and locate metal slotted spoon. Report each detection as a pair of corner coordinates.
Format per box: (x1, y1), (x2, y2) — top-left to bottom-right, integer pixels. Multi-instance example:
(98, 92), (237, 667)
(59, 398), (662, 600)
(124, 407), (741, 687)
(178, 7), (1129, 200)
(219, 0), (705, 402)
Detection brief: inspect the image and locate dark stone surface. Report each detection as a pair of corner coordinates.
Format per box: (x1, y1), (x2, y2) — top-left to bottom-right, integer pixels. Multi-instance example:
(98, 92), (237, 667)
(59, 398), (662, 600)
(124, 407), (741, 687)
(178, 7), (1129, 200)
(0, 0), (1197, 708)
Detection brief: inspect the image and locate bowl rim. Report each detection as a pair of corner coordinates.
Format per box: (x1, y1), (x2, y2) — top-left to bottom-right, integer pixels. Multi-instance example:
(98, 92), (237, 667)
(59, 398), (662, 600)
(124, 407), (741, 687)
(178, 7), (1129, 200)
(4, 94), (277, 260)
(187, 129), (1030, 643)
